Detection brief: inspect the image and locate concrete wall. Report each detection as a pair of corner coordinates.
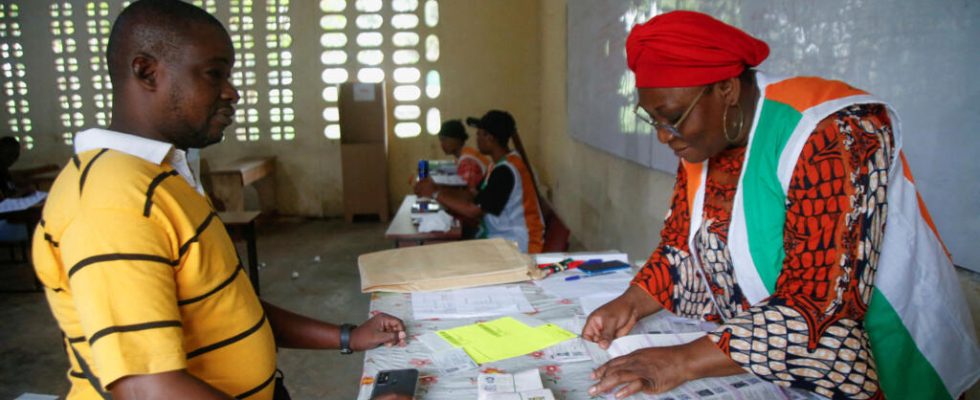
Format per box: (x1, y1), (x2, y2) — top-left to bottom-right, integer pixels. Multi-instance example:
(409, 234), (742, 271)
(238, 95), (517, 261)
(7, 0), (541, 218)
(536, 0), (675, 262)
(384, 0), (541, 210)
(7, 0), (675, 262)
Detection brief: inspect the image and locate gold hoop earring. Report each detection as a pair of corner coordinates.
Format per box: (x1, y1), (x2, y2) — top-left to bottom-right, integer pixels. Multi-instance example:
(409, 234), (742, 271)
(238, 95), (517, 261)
(723, 103), (745, 144)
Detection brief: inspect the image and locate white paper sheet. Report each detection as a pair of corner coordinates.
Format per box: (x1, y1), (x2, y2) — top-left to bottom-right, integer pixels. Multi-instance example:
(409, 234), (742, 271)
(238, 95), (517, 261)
(432, 347), (479, 375)
(431, 174), (467, 186)
(578, 294), (619, 316)
(418, 210), (453, 232)
(478, 369), (545, 400)
(533, 269), (632, 301)
(411, 285), (535, 320)
(630, 311), (720, 335)
(543, 338), (592, 363)
(487, 389), (556, 400)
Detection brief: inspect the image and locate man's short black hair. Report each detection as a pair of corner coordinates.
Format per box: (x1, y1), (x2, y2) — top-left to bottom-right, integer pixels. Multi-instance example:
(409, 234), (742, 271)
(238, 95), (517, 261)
(0, 136), (19, 149)
(107, 0), (226, 87)
(466, 110), (516, 147)
(437, 119), (468, 141)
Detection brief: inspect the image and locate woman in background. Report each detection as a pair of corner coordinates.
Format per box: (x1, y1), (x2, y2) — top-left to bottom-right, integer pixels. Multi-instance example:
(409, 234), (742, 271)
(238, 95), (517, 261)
(436, 119), (490, 190)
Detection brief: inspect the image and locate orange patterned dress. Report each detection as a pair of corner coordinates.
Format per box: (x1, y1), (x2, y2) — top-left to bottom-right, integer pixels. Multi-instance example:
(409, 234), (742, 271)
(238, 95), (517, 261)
(633, 104), (894, 399)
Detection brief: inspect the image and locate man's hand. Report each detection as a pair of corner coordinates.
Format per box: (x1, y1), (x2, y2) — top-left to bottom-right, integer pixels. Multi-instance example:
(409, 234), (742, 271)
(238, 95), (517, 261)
(589, 345), (691, 398)
(351, 312), (407, 351)
(414, 177), (436, 197)
(582, 285), (661, 349)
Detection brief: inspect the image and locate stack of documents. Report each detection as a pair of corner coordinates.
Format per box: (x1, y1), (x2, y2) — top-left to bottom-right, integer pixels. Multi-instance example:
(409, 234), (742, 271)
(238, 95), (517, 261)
(359, 238), (534, 293)
(478, 369), (555, 400)
(417, 210), (453, 232)
(429, 315), (577, 365)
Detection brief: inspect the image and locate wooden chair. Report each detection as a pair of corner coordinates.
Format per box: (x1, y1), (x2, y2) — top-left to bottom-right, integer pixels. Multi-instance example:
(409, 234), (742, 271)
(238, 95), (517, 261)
(540, 198), (571, 252)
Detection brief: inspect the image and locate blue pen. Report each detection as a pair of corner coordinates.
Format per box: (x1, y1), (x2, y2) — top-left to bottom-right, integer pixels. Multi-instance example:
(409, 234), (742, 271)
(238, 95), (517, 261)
(564, 271), (617, 281)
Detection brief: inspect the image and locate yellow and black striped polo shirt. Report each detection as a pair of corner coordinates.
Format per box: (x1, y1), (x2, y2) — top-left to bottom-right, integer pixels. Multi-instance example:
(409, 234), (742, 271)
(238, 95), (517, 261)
(32, 148), (277, 399)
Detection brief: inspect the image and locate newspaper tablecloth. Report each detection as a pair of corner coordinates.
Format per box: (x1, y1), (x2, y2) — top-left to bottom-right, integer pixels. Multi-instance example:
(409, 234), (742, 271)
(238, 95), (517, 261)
(356, 281), (822, 400)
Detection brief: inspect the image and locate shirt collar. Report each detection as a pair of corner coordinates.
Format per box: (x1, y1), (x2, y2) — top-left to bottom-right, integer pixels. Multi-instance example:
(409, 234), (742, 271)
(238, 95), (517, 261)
(74, 128), (174, 165)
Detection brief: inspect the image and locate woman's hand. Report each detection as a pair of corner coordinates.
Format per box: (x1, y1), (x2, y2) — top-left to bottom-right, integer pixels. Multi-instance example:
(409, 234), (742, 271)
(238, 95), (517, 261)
(582, 285), (661, 349)
(589, 345), (692, 398)
(591, 336), (747, 398)
(351, 312), (407, 351)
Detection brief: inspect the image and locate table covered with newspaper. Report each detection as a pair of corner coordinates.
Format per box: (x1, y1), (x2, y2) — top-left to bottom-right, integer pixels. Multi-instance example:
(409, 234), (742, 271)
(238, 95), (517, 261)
(356, 256), (825, 400)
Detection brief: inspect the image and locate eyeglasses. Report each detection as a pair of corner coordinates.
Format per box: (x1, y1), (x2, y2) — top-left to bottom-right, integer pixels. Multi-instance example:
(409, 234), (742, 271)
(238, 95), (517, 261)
(634, 86), (708, 138)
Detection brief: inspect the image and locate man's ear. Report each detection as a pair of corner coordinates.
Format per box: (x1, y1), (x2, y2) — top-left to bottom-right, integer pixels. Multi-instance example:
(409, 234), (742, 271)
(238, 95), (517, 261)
(131, 53), (159, 91)
(714, 76), (741, 107)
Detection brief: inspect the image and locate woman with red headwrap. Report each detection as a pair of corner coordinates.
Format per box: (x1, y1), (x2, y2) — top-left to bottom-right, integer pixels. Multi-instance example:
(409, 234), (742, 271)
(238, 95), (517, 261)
(582, 10), (978, 400)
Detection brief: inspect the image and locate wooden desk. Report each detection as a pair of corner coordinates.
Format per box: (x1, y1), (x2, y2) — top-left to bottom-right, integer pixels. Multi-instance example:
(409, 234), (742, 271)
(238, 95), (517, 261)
(0, 200), (44, 292)
(11, 164), (60, 191)
(219, 211), (261, 296)
(384, 195), (462, 247)
(208, 157), (276, 212)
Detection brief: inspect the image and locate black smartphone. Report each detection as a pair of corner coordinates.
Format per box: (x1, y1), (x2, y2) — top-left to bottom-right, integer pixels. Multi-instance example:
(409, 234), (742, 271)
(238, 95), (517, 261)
(370, 368), (419, 399)
(578, 260), (630, 275)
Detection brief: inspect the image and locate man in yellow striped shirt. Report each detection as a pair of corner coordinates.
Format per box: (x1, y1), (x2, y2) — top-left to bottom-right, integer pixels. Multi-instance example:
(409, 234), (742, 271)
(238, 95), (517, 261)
(32, 1), (406, 399)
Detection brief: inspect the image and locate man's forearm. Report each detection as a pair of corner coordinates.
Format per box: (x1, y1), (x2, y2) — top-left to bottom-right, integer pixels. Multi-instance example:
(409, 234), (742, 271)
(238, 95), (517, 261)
(435, 188), (483, 220)
(262, 301), (340, 349)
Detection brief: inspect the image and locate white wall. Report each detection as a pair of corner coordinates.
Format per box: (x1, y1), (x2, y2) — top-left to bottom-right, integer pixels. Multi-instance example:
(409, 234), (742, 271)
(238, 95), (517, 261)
(552, 0), (980, 270)
(4, 0), (542, 218)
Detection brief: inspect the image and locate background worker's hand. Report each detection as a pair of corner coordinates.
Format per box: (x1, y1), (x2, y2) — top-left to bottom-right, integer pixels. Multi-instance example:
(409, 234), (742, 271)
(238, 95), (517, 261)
(413, 177), (436, 197)
(351, 312), (408, 351)
(582, 285), (661, 349)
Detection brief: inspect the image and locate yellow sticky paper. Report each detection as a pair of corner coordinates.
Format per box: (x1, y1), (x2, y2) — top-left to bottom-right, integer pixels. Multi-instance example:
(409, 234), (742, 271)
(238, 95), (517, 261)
(436, 317), (577, 364)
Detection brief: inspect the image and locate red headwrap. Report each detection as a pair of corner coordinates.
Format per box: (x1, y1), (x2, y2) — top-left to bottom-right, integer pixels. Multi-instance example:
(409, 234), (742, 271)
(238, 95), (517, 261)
(626, 10), (769, 88)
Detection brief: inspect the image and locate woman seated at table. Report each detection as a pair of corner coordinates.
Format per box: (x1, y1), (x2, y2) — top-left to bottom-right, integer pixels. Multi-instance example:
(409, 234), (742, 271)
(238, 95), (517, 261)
(0, 136), (40, 242)
(436, 119), (491, 190)
(582, 11), (978, 400)
(415, 110), (544, 253)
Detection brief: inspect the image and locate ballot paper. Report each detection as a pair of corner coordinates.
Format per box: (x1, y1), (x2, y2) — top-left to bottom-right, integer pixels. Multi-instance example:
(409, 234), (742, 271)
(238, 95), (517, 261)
(418, 332), (480, 375)
(478, 369), (555, 400)
(431, 174), (467, 186)
(486, 389), (555, 400)
(411, 285), (534, 320)
(593, 332), (803, 400)
(436, 316), (577, 364)
(542, 338), (592, 363)
(533, 269), (633, 301)
(629, 310), (720, 335)
(417, 210), (454, 232)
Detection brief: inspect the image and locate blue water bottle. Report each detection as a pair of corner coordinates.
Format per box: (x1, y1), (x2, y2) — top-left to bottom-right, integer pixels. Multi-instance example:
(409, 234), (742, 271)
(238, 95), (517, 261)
(417, 159), (429, 181)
